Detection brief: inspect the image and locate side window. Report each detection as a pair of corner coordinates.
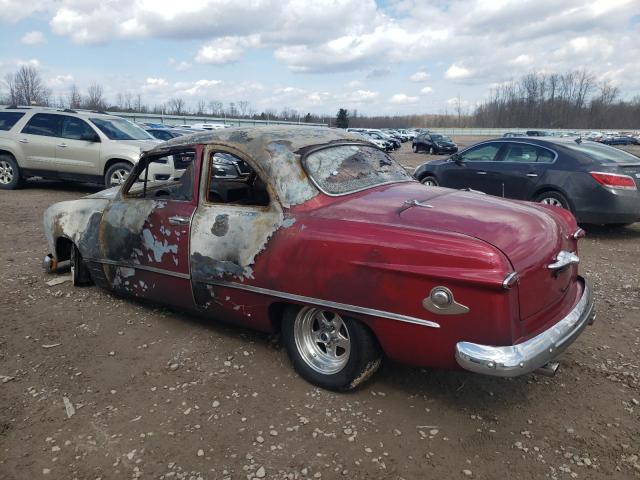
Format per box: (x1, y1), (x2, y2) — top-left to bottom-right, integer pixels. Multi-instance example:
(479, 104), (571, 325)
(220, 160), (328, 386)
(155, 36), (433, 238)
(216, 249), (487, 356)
(61, 116), (97, 140)
(151, 130), (173, 141)
(460, 143), (501, 162)
(0, 112), (25, 131)
(21, 113), (62, 137)
(503, 144), (539, 163)
(207, 152), (269, 206)
(125, 150), (196, 202)
(536, 147), (555, 163)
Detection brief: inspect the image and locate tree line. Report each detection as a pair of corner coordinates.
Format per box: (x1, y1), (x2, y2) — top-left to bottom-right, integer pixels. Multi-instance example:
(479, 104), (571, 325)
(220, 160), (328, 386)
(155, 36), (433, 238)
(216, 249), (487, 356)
(3, 65), (639, 128)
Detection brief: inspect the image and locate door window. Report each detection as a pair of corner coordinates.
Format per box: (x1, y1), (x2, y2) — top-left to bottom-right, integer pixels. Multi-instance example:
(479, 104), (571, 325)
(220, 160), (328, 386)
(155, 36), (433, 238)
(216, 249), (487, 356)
(0, 112), (25, 130)
(21, 113), (62, 137)
(503, 143), (555, 163)
(207, 152), (269, 206)
(61, 116), (97, 140)
(460, 143), (501, 162)
(126, 150), (196, 202)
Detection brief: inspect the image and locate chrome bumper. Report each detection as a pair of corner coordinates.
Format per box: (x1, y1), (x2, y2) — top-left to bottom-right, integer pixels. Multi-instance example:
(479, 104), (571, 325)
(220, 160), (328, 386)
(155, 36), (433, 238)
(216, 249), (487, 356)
(455, 277), (594, 377)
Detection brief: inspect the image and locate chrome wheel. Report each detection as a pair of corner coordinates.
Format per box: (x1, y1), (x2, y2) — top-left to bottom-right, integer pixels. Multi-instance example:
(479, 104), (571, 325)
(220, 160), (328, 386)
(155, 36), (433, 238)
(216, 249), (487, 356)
(109, 168), (129, 186)
(0, 160), (14, 184)
(429, 147), (435, 155)
(293, 307), (351, 375)
(539, 197), (563, 208)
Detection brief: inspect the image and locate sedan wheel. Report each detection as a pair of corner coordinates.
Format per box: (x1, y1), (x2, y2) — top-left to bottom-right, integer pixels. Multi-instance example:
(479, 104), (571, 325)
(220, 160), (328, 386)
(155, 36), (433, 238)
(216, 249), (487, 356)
(535, 191), (571, 211)
(429, 147), (435, 155)
(421, 176), (439, 187)
(282, 306), (382, 390)
(412, 144), (418, 153)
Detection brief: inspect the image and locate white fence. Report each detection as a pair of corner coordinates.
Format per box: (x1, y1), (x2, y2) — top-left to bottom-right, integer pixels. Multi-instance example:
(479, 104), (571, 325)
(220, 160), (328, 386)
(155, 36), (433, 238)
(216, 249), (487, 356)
(421, 127), (637, 136)
(112, 111), (327, 128)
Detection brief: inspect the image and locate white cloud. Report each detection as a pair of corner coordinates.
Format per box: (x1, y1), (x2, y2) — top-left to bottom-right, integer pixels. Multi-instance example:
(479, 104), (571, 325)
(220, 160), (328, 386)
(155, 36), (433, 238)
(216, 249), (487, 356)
(344, 90), (379, 103)
(409, 71), (430, 82)
(17, 58), (41, 68)
(389, 93), (419, 105)
(445, 64), (472, 80)
(196, 35), (260, 65)
(420, 86), (433, 95)
(47, 74), (74, 87)
(168, 58), (192, 72)
(347, 80), (363, 88)
(21, 31), (46, 45)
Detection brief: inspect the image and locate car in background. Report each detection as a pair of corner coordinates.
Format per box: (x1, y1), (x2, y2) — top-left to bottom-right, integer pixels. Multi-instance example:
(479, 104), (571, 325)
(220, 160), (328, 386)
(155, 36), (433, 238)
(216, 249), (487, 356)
(144, 127), (193, 141)
(190, 123), (231, 130)
(0, 107), (187, 189)
(600, 135), (639, 146)
(413, 137), (640, 226)
(344, 129), (390, 151)
(412, 132), (458, 155)
(525, 130), (552, 137)
(42, 125), (594, 390)
(503, 132), (524, 138)
(361, 130), (400, 150)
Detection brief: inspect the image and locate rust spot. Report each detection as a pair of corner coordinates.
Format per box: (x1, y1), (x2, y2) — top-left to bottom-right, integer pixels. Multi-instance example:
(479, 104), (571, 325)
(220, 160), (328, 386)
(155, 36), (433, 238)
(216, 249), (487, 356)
(211, 214), (230, 237)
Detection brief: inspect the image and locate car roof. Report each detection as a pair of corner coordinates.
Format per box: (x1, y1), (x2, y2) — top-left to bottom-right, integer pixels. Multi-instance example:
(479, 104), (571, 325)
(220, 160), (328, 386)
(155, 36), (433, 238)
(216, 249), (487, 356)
(2, 106), (115, 119)
(147, 125), (366, 208)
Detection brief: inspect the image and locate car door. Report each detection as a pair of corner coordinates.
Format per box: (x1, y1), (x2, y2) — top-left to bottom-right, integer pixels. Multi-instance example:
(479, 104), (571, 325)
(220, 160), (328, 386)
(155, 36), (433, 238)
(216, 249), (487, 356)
(56, 115), (102, 178)
(495, 142), (554, 200)
(189, 147), (281, 317)
(97, 147), (200, 309)
(18, 113), (62, 173)
(440, 142), (505, 194)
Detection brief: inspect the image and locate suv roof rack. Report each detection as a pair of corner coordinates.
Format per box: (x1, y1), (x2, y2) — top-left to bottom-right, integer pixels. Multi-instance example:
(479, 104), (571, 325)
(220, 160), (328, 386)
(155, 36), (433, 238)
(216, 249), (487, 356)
(5, 105), (31, 109)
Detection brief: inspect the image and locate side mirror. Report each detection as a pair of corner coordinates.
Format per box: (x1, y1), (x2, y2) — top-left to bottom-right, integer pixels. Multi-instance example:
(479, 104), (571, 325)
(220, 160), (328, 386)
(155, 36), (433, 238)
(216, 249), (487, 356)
(82, 132), (101, 142)
(451, 153), (463, 164)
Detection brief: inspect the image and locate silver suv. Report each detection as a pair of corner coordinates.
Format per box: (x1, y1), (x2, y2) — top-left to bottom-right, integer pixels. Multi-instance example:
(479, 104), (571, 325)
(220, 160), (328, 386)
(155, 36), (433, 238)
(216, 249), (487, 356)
(0, 107), (185, 189)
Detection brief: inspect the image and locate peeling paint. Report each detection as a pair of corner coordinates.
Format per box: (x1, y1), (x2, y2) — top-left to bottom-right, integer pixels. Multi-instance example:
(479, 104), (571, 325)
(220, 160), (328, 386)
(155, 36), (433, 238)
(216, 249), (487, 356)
(142, 228), (178, 263)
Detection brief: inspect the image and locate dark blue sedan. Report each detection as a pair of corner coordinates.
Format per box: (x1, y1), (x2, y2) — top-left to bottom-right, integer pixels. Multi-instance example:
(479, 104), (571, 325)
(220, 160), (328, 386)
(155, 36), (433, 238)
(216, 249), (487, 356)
(413, 137), (640, 226)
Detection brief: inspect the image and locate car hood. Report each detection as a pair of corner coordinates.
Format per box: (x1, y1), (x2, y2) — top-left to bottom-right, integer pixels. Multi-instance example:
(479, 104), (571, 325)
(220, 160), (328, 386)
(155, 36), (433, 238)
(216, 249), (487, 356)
(85, 186), (121, 200)
(116, 139), (163, 151)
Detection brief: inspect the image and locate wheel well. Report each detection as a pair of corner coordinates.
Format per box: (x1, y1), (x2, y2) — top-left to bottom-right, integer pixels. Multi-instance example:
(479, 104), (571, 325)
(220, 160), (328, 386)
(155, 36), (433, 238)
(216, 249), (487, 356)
(531, 187), (575, 211)
(55, 237), (73, 262)
(0, 149), (17, 161)
(103, 158), (133, 175)
(418, 172), (437, 182)
(267, 301), (382, 350)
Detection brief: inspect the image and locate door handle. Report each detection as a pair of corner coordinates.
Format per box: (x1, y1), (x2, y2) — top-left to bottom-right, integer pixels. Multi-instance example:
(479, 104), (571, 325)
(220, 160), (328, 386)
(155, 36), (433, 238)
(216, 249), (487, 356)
(476, 171), (487, 175)
(168, 215), (190, 226)
(19, 138), (29, 144)
(57, 143), (67, 148)
(526, 173), (538, 177)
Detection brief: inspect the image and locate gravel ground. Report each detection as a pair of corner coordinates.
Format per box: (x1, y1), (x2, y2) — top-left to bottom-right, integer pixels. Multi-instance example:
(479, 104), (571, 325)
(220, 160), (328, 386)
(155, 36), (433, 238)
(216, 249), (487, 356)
(0, 138), (639, 480)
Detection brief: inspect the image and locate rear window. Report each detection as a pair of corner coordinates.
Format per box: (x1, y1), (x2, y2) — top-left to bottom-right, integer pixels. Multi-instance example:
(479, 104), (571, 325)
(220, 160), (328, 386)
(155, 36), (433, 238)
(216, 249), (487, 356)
(303, 145), (411, 195)
(567, 142), (639, 163)
(0, 112), (25, 131)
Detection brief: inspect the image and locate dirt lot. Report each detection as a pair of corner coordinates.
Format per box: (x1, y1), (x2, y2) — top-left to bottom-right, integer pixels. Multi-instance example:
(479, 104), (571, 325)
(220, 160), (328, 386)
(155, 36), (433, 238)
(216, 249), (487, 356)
(1, 138), (639, 480)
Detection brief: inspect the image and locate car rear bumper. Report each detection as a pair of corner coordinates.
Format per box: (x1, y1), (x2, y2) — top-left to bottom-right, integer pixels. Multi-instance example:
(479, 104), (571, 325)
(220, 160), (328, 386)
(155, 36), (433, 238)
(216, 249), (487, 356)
(455, 276), (594, 377)
(575, 185), (640, 225)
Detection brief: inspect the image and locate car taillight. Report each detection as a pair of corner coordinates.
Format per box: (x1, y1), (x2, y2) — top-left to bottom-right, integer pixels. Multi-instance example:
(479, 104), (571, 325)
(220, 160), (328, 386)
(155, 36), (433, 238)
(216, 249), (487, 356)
(589, 172), (637, 190)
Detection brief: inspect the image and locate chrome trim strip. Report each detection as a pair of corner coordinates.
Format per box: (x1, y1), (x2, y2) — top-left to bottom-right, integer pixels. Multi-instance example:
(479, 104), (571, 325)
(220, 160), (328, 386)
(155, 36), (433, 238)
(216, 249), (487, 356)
(502, 272), (520, 289)
(86, 258), (191, 280)
(200, 278), (441, 329)
(455, 277), (594, 377)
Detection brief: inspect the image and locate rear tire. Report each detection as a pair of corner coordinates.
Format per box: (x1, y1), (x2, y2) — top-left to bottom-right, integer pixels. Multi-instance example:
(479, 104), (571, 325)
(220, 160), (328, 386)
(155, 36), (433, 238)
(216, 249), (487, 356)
(105, 162), (133, 188)
(420, 176), (439, 187)
(535, 191), (571, 211)
(282, 306), (382, 391)
(412, 144), (418, 153)
(0, 154), (23, 190)
(429, 146), (435, 155)
(70, 244), (93, 286)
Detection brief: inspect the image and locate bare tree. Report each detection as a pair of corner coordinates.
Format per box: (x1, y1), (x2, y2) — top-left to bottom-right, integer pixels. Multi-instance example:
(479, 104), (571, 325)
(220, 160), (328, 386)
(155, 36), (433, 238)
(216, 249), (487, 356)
(68, 84), (82, 109)
(167, 97), (186, 115)
(85, 83), (106, 110)
(237, 100), (250, 117)
(4, 65), (50, 106)
(196, 99), (206, 115)
(208, 100), (223, 116)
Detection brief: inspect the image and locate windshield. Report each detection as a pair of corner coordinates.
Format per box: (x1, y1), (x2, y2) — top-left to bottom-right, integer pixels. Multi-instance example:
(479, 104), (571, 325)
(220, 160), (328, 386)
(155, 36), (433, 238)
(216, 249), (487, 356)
(304, 145), (411, 195)
(567, 142), (640, 163)
(90, 117), (154, 140)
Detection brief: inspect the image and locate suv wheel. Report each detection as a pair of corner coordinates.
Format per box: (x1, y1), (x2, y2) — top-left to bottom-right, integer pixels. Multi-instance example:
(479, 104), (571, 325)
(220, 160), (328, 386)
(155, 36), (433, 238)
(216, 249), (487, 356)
(105, 162), (132, 187)
(429, 146), (435, 155)
(412, 144), (418, 153)
(0, 154), (22, 190)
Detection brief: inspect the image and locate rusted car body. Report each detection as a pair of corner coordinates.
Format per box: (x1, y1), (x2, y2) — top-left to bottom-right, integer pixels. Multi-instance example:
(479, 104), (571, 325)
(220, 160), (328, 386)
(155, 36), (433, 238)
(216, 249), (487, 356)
(43, 126), (595, 390)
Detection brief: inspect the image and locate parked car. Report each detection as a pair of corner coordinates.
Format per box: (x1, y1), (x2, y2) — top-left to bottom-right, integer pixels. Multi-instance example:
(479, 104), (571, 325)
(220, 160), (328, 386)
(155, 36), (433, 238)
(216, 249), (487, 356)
(503, 132), (524, 138)
(412, 132), (458, 154)
(526, 130), (551, 137)
(42, 126), (594, 390)
(363, 130), (399, 150)
(413, 137), (640, 225)
(144, 127), (193, 141)
(190, 123), (231, 130)
(600, 135), (640, 146)
(0, 107), (185, 189)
